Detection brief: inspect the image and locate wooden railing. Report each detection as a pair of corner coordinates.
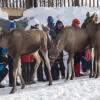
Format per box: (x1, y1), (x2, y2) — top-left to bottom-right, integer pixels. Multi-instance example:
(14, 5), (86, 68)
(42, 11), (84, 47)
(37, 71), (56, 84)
(0, 0), (100, 9)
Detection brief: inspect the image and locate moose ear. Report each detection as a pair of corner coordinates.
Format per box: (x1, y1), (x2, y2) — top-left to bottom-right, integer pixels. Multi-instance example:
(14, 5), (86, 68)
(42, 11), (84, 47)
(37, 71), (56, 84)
(92, 12), (97, 17)
(42, 24), (49, 32)
(86, 12), (90, 18)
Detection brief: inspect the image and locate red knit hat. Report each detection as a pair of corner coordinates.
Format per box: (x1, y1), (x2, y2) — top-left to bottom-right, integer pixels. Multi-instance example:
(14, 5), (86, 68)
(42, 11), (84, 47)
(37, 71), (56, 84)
(72, 18), (80, 27)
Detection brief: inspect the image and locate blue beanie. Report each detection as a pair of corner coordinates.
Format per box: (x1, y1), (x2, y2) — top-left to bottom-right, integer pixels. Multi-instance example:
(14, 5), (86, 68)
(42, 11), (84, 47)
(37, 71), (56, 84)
(47, 16), (54, 24)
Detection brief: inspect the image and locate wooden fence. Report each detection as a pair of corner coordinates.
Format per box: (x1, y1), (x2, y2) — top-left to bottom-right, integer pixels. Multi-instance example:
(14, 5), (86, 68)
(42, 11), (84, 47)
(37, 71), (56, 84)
(0, 0), (100, 9)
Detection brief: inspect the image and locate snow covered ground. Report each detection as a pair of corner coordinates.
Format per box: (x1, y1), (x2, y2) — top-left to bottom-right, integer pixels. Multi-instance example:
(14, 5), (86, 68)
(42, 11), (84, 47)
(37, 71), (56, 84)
(1, 77), (100, 100)
(0, 6), (100, 100)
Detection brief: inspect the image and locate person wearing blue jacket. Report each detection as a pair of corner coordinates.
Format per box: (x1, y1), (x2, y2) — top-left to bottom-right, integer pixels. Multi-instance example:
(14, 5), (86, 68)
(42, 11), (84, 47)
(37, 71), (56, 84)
(8, 20), (16, 30)
(0, 47), (8, 88)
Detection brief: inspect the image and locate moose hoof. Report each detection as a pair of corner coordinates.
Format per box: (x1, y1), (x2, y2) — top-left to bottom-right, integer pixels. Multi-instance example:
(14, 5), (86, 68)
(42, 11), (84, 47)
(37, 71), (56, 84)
(21, 84), (25, 89)
(48, 82), (52, 86)
(10, 88), (16, 94)
(89, 75), (93, 78)
(95, 75), (98, 78)
(66, 77), (69, 80)
(31, 81), (36, 84)
(70, 77), (74, 80)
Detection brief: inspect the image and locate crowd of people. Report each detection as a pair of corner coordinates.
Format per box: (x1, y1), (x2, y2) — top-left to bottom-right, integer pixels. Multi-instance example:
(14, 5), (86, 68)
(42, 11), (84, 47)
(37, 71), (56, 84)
(0, 14), (93, 88)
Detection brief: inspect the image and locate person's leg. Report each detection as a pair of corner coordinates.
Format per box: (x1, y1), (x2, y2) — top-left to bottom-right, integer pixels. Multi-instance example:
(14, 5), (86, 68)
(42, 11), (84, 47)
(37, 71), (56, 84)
(37, 62), (44, 81)
(81, 57), (88, 72)
(21, 63), (28, 84)
(74, 53), (83, 77)
(8, 55), (14, 86)
(0, 68), (8, 83)
(58, 58), (65, 79)
(51, 61), (59, 80)
(74, 63), (80, 76)
(0, 68), (8, 88)
(30, 61), (36, 82)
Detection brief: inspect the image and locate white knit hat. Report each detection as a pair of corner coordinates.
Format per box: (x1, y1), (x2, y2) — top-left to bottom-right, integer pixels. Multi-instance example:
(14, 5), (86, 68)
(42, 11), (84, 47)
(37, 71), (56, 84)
(28, 18), (40, 26)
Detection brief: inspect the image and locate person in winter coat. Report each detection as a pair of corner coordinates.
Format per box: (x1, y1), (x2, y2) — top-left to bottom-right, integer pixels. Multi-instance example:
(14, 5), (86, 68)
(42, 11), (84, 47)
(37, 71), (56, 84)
(8, 20), (16, 30)
(54, 20), (65, 79)
(81, 48), (92, 73)
(72, 18), (84, 77)
(0, 47), (8, 88)
(47, 16), (59, 80)
(21, 54), (36, 84)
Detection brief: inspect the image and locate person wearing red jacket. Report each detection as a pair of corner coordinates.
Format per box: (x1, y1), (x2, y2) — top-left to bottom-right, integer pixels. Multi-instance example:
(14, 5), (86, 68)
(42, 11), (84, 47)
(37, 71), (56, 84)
(21, 54), (36, 84)
(81, 48), (92, 73)
(71, 18), (84, 77)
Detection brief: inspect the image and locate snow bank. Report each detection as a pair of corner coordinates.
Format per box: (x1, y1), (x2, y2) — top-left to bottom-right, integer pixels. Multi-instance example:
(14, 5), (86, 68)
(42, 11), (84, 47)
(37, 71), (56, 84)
(23, 7), (100, 26)
(0, 9), (8, 20)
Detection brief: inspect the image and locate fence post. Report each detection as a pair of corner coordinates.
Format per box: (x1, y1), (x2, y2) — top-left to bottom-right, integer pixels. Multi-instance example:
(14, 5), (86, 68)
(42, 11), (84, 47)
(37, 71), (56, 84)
(74, 0), (80, 6)
(97, 0), (99, 7)
(48, 0), (52, 7)
(89, 0), (91, 7)
(26, 0), (33, 8)
(68, 0), (70, 7)
(34, 0), (38, 7)
(93, 0), (95, 7)
(64, 0), (66, 7)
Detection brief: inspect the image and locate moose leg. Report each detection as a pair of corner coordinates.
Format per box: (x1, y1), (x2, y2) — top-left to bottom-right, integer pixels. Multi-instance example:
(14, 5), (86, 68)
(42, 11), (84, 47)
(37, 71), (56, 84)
(10, 58), (18, 94)
(93, 49), (97, 78)
(31, 60), (41, 82)
(89, 48), (95, 78)
(42, 51), (52, 85)
(17, 59), (25, 89)
(31, 52), (42, 83)
(66, 54), (73, 80)
(95, 53), (100, 78)
(70, 58), (75, 80)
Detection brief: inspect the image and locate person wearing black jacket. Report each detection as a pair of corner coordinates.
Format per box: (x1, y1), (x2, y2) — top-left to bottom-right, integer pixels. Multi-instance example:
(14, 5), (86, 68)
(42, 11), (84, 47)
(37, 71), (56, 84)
(54, 20), (65, 79)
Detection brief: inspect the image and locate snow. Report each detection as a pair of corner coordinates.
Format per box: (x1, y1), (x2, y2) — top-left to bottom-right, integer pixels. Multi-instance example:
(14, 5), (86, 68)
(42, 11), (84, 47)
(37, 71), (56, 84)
(0, 8), (8, 20)
(1, 77), (100, 100)
(23, 7), (100, 26)
(1, 6), (100, 100)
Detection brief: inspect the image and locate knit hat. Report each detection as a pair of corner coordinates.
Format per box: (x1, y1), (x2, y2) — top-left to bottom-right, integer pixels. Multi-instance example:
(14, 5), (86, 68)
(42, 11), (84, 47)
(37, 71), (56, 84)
(47, 16), (54, 24)
(72, 18), (80, 27)
(72, 18), (80, 25)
